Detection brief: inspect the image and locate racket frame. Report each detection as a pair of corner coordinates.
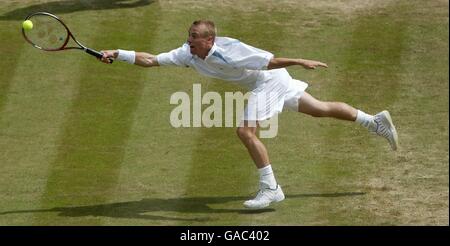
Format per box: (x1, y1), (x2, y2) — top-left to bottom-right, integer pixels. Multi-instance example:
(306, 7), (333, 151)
(22, 12), (105, 59)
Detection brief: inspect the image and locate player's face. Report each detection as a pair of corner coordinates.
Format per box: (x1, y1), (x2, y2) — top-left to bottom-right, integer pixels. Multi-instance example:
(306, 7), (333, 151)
(187, 24), (214, 59)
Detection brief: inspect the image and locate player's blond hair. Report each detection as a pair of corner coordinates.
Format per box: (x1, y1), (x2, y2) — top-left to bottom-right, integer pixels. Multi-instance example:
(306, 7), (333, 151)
(192, 20), (216, 38)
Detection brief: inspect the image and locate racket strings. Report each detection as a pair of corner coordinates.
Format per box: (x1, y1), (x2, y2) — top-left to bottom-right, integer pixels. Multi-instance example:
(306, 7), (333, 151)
(24, 15), (68, 50)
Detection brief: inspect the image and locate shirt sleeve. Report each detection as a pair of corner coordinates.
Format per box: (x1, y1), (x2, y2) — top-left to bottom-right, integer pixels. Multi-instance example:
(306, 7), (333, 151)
(156, 43), (191, 67)
(226, 41), (274, 70)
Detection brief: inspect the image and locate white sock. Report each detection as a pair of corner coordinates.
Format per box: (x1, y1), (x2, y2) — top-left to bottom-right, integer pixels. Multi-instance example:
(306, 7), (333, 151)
(355, 110), (375, 130)
(258, 165), (277, 189)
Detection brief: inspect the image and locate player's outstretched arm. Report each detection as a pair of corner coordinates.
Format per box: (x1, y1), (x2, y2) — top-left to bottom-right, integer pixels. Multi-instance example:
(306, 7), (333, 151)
(267, 57), (328, 70)
(134, 52), (159, 67)
(100, 50), (160, 67)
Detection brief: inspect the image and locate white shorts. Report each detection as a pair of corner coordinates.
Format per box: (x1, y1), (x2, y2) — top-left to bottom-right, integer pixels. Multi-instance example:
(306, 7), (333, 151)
(242, 69), (308, 121)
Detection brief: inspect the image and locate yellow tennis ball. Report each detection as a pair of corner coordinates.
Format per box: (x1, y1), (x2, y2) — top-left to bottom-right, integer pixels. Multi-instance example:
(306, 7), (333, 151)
(22, 20), (33, 30)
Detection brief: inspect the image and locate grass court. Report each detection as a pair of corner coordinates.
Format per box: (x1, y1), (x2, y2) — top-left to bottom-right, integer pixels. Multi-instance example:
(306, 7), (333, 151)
(0, 0), (448, 225)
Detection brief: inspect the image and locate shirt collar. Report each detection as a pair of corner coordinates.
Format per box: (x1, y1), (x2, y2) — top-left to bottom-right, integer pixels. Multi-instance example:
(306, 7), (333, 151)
(204, 42), (217, 60)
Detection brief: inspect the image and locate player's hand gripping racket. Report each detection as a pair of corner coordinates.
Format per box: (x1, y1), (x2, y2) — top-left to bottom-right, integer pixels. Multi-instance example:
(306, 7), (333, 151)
(22, 12), (112, 63)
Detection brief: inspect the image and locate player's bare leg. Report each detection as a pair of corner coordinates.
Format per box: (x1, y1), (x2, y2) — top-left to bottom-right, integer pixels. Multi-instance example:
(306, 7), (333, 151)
(237, 121), (285, 209)
(236, 121), (269, 169)
(296, 92), (358, 120)
(298, 92), (398, 150)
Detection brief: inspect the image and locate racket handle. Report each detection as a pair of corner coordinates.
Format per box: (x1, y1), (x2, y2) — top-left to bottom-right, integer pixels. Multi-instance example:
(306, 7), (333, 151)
(85, 48), (113, 63)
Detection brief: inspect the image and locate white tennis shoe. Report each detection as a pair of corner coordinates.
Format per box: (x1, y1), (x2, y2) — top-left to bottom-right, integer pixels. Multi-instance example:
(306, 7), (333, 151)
(372, 110), (398, 151)
(243, 184), (285, 209)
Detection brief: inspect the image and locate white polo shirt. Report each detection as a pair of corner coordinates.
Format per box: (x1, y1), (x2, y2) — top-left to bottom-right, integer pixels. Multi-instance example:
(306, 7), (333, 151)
(157, 36), (309, 121)
(156, 37), (275, 90)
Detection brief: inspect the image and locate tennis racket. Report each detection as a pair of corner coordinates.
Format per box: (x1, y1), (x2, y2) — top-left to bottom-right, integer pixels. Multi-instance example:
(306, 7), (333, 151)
(22, 12), (112, 63)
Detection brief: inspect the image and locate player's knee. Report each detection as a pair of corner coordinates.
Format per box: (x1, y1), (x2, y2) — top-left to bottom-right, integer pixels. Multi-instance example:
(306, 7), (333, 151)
(236, 127), (255, 141)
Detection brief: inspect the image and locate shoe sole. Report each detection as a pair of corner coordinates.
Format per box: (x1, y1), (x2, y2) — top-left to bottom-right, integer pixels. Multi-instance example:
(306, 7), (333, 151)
(381, 110), (398, 151)
(243, 186), (285, 209)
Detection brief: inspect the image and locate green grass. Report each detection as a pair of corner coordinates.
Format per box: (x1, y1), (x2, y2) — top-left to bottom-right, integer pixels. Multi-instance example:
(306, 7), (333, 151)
(0, 0), (448, 225)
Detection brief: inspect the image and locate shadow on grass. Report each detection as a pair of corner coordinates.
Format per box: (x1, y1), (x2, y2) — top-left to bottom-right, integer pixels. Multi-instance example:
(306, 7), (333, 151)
(0, 192), (365, 222)
(0, 0), (154, 21)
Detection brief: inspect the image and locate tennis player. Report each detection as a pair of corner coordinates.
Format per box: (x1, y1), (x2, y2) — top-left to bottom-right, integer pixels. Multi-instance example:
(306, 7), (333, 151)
(100, 20), (398, 209)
